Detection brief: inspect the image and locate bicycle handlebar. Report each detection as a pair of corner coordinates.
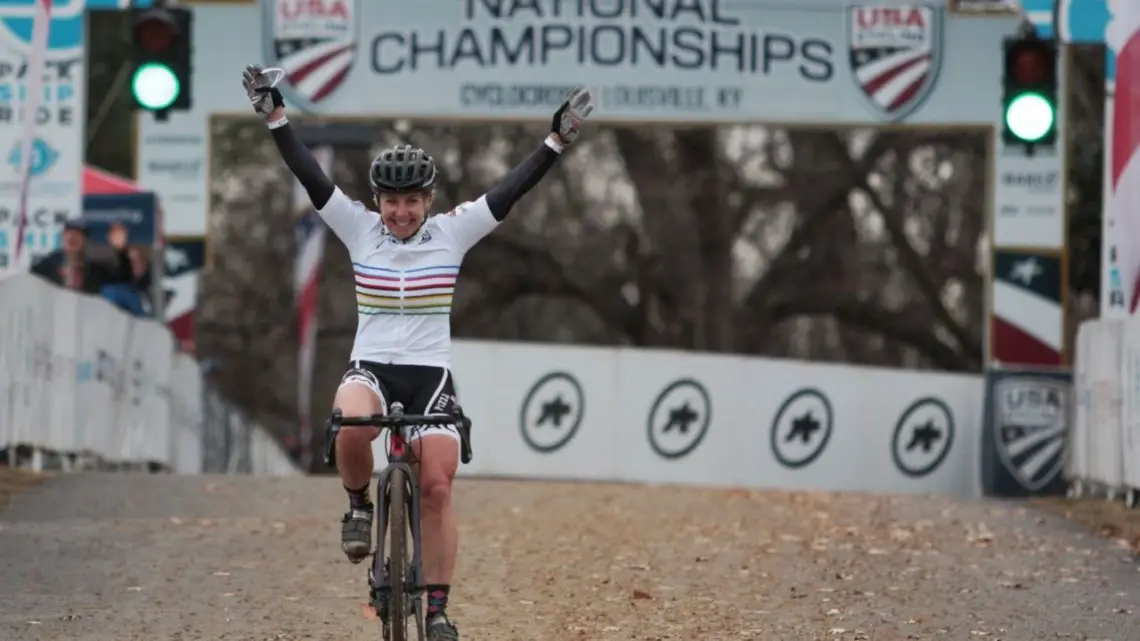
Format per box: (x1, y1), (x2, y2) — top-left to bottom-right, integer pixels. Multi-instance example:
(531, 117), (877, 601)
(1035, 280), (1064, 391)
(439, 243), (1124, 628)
(338, 413), (458, 428)
(325, 402), (473, 468)
(333, 402), (465, 429)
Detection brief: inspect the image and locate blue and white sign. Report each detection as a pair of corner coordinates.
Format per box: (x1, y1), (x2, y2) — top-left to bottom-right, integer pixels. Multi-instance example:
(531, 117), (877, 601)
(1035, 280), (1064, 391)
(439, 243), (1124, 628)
(0, 0), (148, 272)
(81, 192), (158, 246)
(0, 0), (84, 270)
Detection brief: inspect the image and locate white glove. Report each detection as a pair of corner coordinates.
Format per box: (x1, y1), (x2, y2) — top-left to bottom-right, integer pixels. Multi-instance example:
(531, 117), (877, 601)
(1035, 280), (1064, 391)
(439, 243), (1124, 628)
(551, 87), (594, 146)
(241, 64), (284, 117)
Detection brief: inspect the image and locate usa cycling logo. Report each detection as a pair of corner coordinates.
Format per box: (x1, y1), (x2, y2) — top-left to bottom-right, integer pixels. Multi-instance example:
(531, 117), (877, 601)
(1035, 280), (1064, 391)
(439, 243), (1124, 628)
(848, 4), (944, 122)
(7, 137), (58, 177)
(0, 0), (85, 61)
(262, 0), (359, 113)
(993, 377), (1068, 492)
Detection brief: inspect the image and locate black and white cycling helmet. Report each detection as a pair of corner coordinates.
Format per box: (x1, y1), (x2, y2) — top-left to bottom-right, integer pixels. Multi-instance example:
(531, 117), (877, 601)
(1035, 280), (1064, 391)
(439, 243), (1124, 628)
(369, 144), (437, 194)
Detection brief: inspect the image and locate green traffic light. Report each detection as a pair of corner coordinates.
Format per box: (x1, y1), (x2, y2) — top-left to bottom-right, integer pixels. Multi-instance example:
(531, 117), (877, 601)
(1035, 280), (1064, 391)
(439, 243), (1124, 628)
(132, 62), (180, 110)
(1004, 92), (1055, 143)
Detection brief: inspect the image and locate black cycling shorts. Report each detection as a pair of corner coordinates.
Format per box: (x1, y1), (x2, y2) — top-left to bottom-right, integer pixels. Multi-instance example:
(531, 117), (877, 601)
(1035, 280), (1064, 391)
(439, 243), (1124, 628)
(339, 360), (457, 418)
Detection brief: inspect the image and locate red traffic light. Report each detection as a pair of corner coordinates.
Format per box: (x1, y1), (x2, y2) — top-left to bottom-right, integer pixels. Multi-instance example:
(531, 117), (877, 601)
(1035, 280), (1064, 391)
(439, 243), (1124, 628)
(135, 9), (178, 54)
(1005, 39), (1054, 85)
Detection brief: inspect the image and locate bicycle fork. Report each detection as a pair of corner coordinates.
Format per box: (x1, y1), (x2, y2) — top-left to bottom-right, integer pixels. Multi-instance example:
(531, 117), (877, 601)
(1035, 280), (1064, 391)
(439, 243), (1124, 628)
(369, 461), (428, 623)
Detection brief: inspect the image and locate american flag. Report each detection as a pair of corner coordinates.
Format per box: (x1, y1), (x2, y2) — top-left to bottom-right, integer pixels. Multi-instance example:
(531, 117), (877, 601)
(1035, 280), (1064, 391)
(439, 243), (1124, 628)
(294, 147), (334, 469)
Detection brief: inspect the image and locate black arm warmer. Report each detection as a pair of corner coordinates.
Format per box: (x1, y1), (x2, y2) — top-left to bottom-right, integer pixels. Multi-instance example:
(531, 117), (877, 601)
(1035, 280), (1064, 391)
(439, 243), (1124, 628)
(270, 123), (335, 210)
(484, 143), (560, 221)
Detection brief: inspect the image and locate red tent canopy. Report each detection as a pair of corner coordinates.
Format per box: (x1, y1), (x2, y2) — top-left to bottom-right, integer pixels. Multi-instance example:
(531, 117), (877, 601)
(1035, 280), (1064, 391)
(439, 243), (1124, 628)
(83, 165), (142, 195)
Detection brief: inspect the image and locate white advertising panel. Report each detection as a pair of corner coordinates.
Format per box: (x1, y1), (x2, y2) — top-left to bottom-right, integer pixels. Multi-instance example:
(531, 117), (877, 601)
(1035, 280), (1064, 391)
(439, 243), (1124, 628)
(440, 339), (987, 496)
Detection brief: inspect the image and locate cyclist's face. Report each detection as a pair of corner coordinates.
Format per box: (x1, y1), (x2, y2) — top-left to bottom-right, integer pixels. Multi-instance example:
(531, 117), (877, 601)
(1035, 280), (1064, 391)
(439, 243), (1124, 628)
(375, 190), (432, 239)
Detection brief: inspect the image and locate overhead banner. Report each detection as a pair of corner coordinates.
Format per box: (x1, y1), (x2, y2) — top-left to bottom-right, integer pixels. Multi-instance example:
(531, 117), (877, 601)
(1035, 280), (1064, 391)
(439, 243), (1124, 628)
(137, 0), (1020, 235)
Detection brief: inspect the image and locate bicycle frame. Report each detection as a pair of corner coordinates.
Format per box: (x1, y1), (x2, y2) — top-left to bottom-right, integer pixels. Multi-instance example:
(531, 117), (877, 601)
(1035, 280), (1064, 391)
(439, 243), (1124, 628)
(324, 403), (469, 637)
(371, 423), (426, 619)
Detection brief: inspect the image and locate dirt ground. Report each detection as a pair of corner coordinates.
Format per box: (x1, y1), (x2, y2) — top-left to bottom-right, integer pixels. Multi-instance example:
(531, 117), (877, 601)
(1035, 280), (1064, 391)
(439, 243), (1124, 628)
(1034, 495), (1140, 556)
(0, 467), (45, 507)
(2, 474), (1139, 641)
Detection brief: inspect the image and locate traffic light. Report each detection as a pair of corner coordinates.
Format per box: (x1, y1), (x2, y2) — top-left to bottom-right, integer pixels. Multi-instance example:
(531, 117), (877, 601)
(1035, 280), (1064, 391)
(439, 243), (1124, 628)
(130, 6), (192, 119)
(1001, 34), (1057, 149)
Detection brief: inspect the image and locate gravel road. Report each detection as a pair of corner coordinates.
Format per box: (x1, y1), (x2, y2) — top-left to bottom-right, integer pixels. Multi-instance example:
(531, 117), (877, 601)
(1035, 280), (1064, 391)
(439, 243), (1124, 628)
(1, 473), (1138, 641)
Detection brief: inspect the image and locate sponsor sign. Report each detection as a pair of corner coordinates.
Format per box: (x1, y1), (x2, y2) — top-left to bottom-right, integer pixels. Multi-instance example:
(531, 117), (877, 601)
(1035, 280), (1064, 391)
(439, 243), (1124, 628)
(993, 153), (1066, 250)
(263, 0), (359, 112)
(981, 368), (1071, 497)
(848, 5), (943, 122)
(0, 0), (90, 271)
(81, 192), (159, 246)
(992, 376), (1069, 492)
(138, 1), (1020, 235)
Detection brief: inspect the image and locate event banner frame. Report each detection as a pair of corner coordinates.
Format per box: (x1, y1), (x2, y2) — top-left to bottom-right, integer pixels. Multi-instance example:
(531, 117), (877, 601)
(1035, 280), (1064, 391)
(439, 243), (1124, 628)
(133, 0), (1067, 367)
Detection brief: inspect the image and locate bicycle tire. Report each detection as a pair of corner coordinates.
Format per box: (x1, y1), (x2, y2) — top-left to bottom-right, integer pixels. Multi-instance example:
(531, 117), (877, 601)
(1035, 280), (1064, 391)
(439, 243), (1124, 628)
(386, 467), (409, 641)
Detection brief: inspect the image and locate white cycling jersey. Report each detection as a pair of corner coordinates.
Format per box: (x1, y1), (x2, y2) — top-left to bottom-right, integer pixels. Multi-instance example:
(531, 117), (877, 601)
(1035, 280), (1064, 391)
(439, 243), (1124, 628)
(317, 186), (498, 368)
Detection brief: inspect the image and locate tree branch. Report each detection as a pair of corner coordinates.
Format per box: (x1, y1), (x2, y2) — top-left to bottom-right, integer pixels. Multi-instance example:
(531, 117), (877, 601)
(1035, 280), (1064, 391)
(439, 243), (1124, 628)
(462, 234), (636, 339)
(852, 170), (979, 356)
(766, 296), (976, 371)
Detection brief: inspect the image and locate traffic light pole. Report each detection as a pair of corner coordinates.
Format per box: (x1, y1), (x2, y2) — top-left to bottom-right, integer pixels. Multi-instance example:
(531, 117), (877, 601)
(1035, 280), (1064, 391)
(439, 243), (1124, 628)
(986, 20), (1069, 368)
(1001, 21), (1058, 155)
(130, 0), (192, 120)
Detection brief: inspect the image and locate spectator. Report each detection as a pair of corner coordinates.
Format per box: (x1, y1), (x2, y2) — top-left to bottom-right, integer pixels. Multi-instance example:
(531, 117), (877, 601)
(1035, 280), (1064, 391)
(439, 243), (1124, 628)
(31, 220), (132, 295)
(102, 246), (156, 317)
(101, 281), (146, 316)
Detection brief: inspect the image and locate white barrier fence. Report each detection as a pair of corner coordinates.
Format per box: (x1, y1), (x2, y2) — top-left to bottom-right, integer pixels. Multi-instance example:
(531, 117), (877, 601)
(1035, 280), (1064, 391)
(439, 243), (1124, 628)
(433, 341), (987, 496)
(13, 264), (1119, 498)
(0, 273), (298, 477)
(1071, 318), (1140, 501)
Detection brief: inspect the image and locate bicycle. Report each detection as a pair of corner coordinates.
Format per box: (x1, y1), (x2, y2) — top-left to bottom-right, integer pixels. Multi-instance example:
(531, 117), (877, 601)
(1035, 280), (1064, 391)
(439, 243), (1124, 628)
(324, 401), (473, 641)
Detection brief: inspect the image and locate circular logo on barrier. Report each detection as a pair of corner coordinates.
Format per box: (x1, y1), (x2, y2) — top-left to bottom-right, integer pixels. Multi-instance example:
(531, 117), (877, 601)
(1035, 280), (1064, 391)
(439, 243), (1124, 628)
(519, 371), (584, 453)
(647, 378), (710, 460)
(770, 388), (834, 469)
(891, 397), (954, 478)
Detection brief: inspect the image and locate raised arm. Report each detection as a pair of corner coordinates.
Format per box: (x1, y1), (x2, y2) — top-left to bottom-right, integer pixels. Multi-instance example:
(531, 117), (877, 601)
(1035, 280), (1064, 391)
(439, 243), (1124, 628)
(484, 139), (561, 222)
(242, 64), (375, 248)
(242, 64), (334, 209)
(439, 88), (596, 253)
(485, 87), (595, 222)
(268, 112), (334, 210)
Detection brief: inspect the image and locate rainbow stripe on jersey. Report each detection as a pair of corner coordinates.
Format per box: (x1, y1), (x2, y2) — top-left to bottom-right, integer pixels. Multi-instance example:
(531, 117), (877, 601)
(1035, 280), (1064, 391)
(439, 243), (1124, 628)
(353, 263), (459, 316)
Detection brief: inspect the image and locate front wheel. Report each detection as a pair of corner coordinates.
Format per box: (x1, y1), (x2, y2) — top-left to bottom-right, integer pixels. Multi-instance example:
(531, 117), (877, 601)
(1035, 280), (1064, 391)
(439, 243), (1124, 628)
(386, 467), (409, 641)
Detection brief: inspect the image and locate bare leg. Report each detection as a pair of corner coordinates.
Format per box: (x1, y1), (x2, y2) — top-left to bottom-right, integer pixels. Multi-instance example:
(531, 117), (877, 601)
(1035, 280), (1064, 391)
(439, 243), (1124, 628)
(413, 434), (460, 630)
(334, 383), (381, 563)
